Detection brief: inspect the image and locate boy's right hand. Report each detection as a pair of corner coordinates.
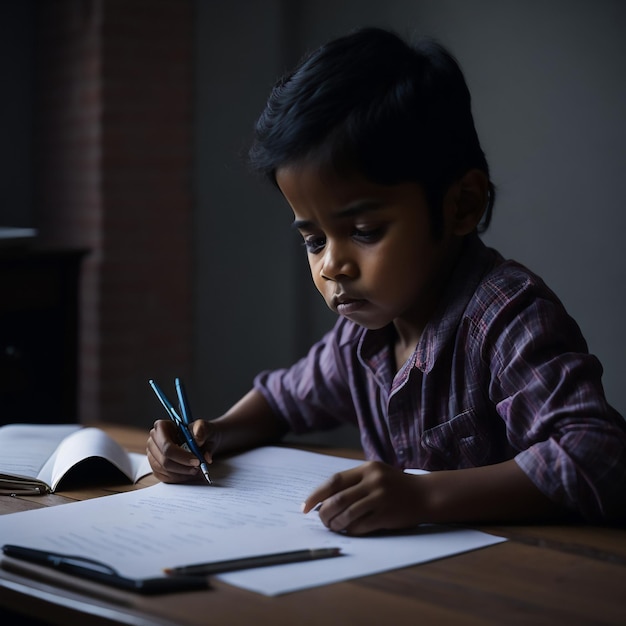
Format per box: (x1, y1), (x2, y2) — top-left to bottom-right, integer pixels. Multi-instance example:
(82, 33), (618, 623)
(147, 419), (219, 483)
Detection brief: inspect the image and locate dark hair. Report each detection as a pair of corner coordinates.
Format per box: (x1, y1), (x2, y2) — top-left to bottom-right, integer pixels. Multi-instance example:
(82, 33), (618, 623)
(249, 27), (495, 236)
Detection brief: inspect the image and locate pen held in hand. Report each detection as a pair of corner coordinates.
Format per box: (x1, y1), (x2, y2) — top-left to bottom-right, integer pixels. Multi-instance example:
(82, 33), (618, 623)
(178, 422), (213, 485)
(148, 378), (212, 485)
(164, 547), (343, 577)
(148, 379), (182, 423)
(175, 377), (193, 425)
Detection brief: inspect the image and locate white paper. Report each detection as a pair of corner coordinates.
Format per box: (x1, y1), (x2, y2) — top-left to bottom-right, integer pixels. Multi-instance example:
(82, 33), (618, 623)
(0, 446), (506, 595)
(0, 424), (151, 490)
(0, 424), (81, 479)
(38, 428), (152, 490)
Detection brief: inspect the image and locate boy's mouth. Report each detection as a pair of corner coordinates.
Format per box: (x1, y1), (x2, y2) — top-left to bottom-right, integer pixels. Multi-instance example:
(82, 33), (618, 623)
(332, 293), (367, 315)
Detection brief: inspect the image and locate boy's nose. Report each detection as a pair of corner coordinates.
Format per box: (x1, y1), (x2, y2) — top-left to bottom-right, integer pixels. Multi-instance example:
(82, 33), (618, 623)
(320, 242), (357, 280)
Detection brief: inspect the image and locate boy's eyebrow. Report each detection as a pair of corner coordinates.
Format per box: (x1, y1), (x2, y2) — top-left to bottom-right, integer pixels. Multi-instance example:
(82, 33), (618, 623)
(291, 200), (382, 230)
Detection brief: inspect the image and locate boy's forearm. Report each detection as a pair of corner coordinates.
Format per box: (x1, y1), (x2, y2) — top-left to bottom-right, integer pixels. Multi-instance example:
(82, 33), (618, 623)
(422, 459), (569, 524)
(211, 388), (289, 455)
(208, 394), (568, 523)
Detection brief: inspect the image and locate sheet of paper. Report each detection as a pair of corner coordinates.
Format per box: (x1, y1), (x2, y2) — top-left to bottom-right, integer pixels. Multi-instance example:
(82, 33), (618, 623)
(128, 452), (153, 481)
(38, 428), (152, 489)
(0, 424), (80, 479)
(0, 446), (506, 595)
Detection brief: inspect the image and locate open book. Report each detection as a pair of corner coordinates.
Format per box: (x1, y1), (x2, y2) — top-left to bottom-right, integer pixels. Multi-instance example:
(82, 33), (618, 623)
(0, 424), (152, 495)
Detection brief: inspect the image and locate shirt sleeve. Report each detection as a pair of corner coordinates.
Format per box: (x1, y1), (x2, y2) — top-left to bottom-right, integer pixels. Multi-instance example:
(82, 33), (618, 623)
(253, 319), (360, 434)
(478, 271), (626, 522)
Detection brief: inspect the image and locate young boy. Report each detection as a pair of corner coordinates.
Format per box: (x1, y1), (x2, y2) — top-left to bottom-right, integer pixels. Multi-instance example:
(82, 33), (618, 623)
(147, 27), (626, 533)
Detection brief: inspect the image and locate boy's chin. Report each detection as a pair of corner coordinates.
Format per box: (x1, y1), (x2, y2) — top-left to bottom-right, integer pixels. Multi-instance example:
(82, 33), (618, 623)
(333, 312), (391, 331)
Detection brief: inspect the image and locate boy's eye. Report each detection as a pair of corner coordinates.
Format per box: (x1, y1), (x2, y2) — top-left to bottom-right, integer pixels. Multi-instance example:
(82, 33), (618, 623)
(300, 226), (385, 253)
(352, 226), (384, 243)
(302, 234), (326, 254)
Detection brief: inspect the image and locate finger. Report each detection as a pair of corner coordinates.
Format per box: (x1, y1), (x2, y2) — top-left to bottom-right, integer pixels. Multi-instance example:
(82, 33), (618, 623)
(301, 467), (363, 513)
(152, 418), (180, 446)
(324, 492), (378, 535)
(151, 421), (198, 464)
(146, 446), (198, 483)
(339, 513), (378, 536)
(318, 481), (373, 532)
(324, 467), (421, 535)
(147, 427), (198, 467)
(147, 434), (199, 475)
(148, 421), (200, 481)
(190, 420), (217, 463)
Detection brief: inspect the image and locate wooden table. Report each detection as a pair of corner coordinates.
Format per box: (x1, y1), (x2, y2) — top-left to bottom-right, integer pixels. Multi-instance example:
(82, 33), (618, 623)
(1, 424), (625, 625)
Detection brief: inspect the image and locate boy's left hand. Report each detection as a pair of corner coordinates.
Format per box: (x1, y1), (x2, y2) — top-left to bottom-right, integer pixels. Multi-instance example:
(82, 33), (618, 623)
(301, 461), (426, 535)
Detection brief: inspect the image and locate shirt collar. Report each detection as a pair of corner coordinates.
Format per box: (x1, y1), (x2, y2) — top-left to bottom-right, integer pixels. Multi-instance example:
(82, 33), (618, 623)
(415, 234), (499, 372)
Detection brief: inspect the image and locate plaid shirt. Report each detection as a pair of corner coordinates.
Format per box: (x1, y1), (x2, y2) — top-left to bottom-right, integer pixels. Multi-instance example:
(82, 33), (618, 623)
(255, 235), (626, 521)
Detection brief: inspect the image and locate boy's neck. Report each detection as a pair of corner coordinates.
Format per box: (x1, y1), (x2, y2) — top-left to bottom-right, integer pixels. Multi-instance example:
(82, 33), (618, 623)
(394, 338), (419, 372)
(390, 234), (471, 370)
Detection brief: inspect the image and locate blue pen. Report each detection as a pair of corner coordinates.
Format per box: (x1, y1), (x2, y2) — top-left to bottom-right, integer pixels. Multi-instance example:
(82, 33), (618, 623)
(174, 378), (192, 425)
(148, 379), (212, 484)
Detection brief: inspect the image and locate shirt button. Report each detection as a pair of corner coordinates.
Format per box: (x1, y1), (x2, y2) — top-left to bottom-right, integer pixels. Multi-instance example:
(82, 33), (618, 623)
(397, 447), (411, 461)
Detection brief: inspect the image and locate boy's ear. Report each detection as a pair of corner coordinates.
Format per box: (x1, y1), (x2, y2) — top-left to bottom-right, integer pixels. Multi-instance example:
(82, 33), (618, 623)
(445, 169), (489, 236)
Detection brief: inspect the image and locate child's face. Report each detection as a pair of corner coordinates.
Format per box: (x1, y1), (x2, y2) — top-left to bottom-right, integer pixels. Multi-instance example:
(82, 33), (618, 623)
(276, 162), (465, 338)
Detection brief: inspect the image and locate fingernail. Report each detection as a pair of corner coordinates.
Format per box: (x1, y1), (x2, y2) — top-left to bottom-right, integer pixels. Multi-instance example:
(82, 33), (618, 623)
(301, 502), (322, 514)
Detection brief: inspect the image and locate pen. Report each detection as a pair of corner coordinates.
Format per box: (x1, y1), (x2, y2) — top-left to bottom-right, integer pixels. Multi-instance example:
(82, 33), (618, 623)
(164, 547), (343, 577)
(174, 377), (192, 425)
(2, 544), (208, 594)
(174, 378), (193, 424)
(148, 379), (212, 484)
(173, 378), (212, 484)
(148, 378), (182, 422)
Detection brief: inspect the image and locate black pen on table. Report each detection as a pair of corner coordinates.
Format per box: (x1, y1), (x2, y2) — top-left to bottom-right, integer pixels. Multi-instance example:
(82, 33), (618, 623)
(164, 547), (343, 577)
(2, 544), (209, 594)
(148, 378), (212, 484)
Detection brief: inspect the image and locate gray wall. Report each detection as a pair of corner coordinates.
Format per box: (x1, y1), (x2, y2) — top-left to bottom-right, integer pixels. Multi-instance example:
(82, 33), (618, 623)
(193, 0), (626, 441)
(193, 1), (298, 401)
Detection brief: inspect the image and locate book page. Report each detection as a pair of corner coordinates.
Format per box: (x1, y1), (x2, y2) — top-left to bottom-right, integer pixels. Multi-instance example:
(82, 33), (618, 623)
(0, 446), (506, 595)
(128, 452), (153, 482)
(38, 428), (152, 490)
(0, 424), (81, 482)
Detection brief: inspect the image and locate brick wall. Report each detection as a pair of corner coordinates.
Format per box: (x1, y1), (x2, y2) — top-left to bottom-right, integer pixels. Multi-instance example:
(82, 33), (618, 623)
(35, 0), (194, 425)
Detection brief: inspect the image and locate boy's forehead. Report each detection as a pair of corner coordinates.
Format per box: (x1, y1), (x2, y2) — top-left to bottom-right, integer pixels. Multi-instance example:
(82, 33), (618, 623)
(276, 159), (386, 195)
(277, 163), (429, 223)
(276, 162), (377, 209)
(276, 159), (339, 184)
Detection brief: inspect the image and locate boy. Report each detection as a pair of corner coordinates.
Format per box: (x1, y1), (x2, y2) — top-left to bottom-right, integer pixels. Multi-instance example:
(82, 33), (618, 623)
(147, 27), (626, 533)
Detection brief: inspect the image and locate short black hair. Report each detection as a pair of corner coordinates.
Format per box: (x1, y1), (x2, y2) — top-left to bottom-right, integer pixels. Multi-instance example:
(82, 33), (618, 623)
(249, 27), (495, 236)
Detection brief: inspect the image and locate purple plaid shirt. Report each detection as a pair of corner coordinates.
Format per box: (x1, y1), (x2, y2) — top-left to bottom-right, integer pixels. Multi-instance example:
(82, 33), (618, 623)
(255, 235), (626, 521)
